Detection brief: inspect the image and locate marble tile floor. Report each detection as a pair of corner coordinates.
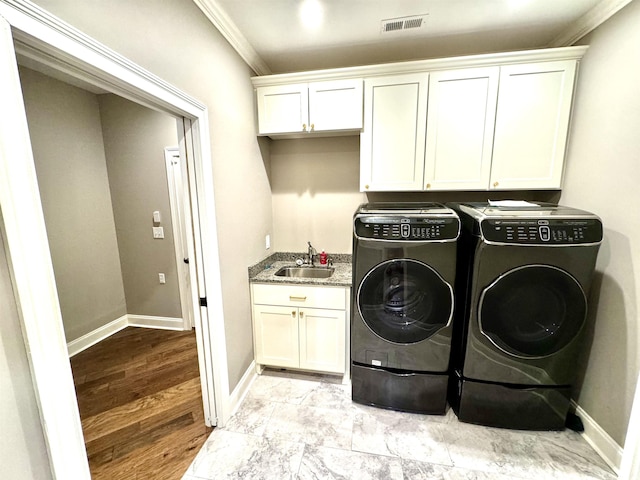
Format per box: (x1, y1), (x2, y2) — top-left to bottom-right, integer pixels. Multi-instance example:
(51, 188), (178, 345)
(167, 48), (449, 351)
(182, 370), (616, 480)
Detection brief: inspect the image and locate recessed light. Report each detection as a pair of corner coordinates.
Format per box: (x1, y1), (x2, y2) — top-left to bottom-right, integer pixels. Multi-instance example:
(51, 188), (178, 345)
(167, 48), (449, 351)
(299, 0), (323, 30)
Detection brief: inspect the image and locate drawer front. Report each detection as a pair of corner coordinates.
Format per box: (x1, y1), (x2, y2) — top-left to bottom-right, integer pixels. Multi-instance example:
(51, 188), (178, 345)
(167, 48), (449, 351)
(252, 283), (346, 310)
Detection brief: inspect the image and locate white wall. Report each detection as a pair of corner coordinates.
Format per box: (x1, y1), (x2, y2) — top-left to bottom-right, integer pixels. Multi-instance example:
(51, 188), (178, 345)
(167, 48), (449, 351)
(31, 0), (273, 391)
(0, 215), (53, 480)
(561, 0), (640, 447)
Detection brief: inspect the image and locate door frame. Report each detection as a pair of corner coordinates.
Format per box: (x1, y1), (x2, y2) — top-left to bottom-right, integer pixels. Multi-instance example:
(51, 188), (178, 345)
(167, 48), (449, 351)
(0, 1), (229, 479)
(164, 146), (195, 330)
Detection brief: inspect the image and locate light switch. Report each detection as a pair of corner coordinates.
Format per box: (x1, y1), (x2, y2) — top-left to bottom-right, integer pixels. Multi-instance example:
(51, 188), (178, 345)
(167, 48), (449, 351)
(153, 210), (161, 223)
(153, 227), (164, 239)
(159, 273), (166, 284)
(265, 234), (271, 250)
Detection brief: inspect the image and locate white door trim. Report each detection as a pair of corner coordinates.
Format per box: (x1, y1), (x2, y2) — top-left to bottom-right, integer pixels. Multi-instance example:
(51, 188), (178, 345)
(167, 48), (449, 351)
(0, 1), (230, 478)
(164, 146), (195, 330)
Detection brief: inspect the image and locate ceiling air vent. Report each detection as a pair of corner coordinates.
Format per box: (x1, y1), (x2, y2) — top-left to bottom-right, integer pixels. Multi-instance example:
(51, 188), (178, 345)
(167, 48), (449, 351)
(381, 15), (427, 34)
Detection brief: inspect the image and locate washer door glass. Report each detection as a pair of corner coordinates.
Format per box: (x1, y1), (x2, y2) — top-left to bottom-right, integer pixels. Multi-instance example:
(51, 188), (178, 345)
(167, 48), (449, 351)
(479, 265), (587, 358)
(357, 259), (453, 344)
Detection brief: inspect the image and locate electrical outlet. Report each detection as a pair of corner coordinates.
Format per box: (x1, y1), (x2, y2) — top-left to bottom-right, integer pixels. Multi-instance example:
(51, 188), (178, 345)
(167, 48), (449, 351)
(153, 227), (164, 239)
(159, 273), (166, 284)
(265, 234), (271, 250)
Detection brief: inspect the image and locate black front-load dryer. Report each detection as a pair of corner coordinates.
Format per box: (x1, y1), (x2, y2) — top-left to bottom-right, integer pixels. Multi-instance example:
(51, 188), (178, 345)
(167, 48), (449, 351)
(351, 203), (460, 414)
(448, 202), (603, 430)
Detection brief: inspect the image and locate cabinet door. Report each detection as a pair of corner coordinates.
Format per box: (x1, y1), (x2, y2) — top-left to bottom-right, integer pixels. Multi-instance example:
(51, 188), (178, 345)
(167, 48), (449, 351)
(256, 83), (308, 135)
(360, 73), (429, 191)
(309, 79), (363, 132)
(299, 308), (346, 374)
(490, 60), (577, 190)
(253, 305), (299, 368)
(424, 67), (498, 190)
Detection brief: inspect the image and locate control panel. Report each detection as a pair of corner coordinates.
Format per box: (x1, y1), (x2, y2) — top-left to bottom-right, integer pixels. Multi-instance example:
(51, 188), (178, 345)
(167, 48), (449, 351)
(481, 218), (603, 244)
(355, 216), (460, 241)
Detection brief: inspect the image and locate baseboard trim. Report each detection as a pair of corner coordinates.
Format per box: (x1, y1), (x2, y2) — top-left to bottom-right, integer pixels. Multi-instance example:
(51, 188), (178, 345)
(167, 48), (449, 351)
(572, 400), (623, 474)
(67, 315), (185, 357)
(66, 315), (129, 357)
(228, 361), (258, 419)
(126, 314), (184, 331)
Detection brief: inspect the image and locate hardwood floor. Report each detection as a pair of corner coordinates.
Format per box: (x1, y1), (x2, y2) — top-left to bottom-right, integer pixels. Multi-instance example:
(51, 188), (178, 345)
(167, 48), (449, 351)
(71, 327), (212, 479)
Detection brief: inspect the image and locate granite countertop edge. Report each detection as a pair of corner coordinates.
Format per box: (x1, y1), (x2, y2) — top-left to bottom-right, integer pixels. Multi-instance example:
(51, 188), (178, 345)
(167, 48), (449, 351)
(248, 252), (352, 287)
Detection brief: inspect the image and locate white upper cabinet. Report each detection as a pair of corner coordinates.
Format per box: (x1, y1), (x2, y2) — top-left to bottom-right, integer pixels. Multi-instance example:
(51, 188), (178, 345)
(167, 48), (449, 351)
(490, 60), (577, 190)
(424, 67), (499, 191)
(256, 83), (308, 135)
(256, 79), (363, 136)
(308, 80), (363, 131)
(252, 46), (586, 190)
(360, 73), (429, 191)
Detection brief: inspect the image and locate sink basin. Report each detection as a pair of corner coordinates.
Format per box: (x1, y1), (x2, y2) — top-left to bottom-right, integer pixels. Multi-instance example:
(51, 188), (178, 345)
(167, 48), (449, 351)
(274, 266), (335, 279)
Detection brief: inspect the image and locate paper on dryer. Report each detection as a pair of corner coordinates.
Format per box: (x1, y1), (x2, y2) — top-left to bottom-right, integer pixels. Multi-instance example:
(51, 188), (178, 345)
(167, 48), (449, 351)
(488, 200), (539, 207)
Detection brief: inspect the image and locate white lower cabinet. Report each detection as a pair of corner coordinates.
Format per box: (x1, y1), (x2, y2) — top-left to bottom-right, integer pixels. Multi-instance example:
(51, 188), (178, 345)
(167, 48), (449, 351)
(251, 283), (349, 376)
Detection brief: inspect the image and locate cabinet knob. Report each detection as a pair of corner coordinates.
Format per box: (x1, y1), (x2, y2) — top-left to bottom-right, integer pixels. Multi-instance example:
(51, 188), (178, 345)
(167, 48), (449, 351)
(426, 183), (431, 189)
(299, 311), (304, 318)
(493, 181), (499, 188)
(364, 184), (369, 190)
(302, 123), (307, 131)
(310, 123), (314, 131)
(291, 310), (296, 317)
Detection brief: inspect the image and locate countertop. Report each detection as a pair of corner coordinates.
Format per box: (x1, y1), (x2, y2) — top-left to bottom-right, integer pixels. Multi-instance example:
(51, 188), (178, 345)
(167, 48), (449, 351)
(248, 252), (352, 287)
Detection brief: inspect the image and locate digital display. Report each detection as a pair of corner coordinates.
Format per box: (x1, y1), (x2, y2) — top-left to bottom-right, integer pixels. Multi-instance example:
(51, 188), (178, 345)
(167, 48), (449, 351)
(480, 218), (603, 244)
(355, 217), (459, 241)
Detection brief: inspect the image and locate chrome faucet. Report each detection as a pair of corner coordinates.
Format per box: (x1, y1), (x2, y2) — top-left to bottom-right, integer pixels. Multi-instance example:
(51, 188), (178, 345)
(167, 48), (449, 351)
(307, 241), (317, 267)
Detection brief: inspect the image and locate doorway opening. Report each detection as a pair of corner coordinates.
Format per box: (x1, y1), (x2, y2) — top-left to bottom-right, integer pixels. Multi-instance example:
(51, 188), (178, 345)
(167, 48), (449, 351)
(0, 5), (229, 479)
(17, 61), (211, 476)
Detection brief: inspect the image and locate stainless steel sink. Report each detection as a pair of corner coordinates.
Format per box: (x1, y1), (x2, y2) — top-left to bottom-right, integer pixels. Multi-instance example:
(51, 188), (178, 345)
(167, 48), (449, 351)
(274, 266), (335, 279)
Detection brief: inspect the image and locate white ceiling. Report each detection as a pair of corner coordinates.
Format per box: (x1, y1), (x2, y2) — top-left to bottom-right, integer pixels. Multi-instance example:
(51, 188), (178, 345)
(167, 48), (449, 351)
(201, 0), (628, 75)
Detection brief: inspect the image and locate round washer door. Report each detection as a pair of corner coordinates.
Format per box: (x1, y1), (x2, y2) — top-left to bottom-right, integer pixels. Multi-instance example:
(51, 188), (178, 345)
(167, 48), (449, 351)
(357, 259), (453, 344)
(478, 265), (587, 358)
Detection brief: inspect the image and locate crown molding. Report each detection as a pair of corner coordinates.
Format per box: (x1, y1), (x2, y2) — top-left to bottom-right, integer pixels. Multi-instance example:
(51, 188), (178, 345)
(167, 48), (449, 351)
(251, 46), (588, 87)
(192, 0), (271, 75)
(548, 0), (634, 47)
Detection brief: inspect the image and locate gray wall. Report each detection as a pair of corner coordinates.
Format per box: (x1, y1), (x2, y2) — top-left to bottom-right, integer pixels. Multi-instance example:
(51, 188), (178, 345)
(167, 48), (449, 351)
(560, 0), (640, 447)
(99, 94), (181, 318)
(270, 137), (365, 253)
(0, 215), (53, 480)
(20, 67), (184, 340)
(20, 66), (128, 341)
(31, 0), (274, 392)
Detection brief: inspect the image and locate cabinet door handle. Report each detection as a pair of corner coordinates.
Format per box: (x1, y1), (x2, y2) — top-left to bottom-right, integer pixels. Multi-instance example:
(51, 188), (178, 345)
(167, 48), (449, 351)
(289, 295), (307, 302)
(291, 310), (296, 317)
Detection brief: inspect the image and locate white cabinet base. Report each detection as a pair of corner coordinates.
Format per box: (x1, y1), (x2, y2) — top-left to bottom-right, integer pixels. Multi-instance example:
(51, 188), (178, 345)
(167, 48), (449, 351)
(251, 283), (350, 379)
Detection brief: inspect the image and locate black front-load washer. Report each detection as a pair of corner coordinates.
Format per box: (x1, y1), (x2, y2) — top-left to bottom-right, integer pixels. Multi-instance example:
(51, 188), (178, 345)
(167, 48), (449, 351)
(448, 202), (603, 430)
(351, 203), (460, 414)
